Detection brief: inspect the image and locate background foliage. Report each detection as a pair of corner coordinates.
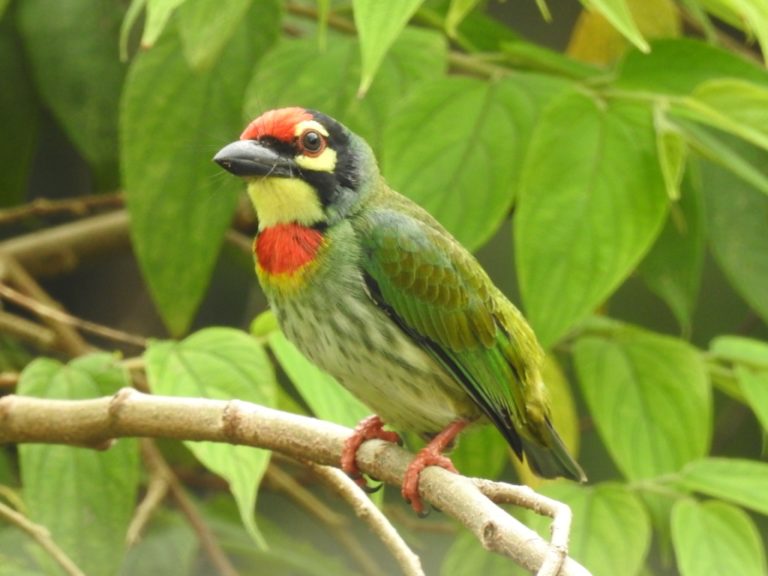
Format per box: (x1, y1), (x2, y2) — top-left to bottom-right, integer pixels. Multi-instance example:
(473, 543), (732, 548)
(1, 0), (768, 575)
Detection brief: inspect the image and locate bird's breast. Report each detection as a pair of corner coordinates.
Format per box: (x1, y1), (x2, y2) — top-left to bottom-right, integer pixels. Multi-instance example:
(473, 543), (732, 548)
(254, 223), (326, 291)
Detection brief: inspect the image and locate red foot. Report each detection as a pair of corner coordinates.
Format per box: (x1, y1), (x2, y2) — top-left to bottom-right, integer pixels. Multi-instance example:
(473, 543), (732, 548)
(402, 420), (469, 515)
(342, 415), (402, 488)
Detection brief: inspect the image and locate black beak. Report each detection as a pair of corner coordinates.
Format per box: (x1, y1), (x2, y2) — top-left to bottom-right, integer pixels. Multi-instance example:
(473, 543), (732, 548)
(213, 140), (295, 177)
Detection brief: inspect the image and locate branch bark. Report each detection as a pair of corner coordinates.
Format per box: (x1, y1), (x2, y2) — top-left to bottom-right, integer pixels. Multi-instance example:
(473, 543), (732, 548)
(0, 390), (592, 576)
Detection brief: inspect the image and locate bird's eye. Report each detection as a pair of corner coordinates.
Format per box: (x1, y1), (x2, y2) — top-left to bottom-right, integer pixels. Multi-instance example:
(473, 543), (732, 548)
(298, 129), (326, 157)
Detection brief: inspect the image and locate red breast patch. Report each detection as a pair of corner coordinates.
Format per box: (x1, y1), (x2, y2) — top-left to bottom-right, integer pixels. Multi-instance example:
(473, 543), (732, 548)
(255, 223), (325, 276)
(241, 107), (313, 143)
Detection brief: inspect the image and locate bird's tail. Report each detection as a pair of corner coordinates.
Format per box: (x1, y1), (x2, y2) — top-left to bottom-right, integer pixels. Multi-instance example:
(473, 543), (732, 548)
(521, 418), (587, 483)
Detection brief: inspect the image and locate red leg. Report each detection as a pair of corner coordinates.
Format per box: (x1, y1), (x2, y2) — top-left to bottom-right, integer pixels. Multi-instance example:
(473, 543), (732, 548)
(402, 420), (469, 515)
(342, 415), (402, 489)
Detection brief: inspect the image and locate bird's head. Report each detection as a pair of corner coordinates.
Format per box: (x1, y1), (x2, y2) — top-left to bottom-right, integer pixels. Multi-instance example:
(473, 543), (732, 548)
(214, 107), (378, 230)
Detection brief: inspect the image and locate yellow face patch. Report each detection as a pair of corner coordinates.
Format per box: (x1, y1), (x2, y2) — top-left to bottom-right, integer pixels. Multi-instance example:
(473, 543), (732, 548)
(247, 177), (324, 229)
(293, 120), (338, 173)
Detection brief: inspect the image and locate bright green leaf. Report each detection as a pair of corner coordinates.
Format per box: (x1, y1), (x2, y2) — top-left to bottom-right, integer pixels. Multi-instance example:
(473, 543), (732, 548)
(673, 79), (768, 154)
(18, 355), (139, 576)
(582, 0), (649, 52)
(617, 38), (768, 94)
(352, 0), (425, 94)
(516, 90), (668, 347)
(711, 336), (768, 371)
(17, 0), (125, 186)
(672, 499), (767, 576)
(654, 105), (688, 201)
(639, 172), (704, 334)
(145, 328), (277, 547)
(142, 0), (187, 47)
(678, 458), (768, 516)
(177, 0), (260, 70)
(384, 76), (560, 251)
(697, 0), (768, 66)
(450, 424), (509, 481)
(737, 366), (768, 433)
(122, 13), (270, 335)
(700, 142), (768, 325)
(574, 324), (711, 479)
(0, 22), (38, 207)
(535, 483), (651, 576)
(268, 331), (369, 427)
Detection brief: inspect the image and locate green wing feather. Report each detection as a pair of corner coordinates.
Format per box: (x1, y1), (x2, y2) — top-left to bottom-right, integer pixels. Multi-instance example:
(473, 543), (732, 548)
(356, 204), (585, 482)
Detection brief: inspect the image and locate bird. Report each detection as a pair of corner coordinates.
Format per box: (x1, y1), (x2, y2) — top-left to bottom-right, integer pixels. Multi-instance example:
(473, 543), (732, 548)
(213, 107), (586, 514)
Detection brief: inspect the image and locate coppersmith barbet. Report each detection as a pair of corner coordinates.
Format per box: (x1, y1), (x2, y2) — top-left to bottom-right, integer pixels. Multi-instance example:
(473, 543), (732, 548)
(214, 107), (586, 513)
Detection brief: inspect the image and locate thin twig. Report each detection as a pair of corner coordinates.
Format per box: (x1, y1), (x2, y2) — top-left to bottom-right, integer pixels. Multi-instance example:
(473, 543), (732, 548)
(0, 390), (591, 575)
(474, 480), (573, 576)
(266, 464), (384, 576)
(0, 194), (124, 226)
(0, 500), (86, 576)
(0, 280), (147, 349)
(0, 310), (57, 350)
(126, 460), (171, 546)
(305, 461), (425, 576)
(140, 440), (239, 576)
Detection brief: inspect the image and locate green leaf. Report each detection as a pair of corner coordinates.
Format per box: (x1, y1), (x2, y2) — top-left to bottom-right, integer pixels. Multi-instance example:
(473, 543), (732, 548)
(268, 331), (369, 427)
(639, 172), (704, 334)
(145, 328), (277, 547)
(736, 366), (768, 433)
(245, 29), (446, 149)
(696, 0), (768, 66)
(0, 21), (38, 207)
(582, 0), (649, 53)
(450, 425), (509, 481)
(574, 323), (711, 479)
(445, 0), (482, 37)
(673, 79), (768, 154)
(122, 10), (271, 335)
(516, 90), (668, 347)
(142, 0), (187, 47)
(711, 336), (768, 370)
(18, 355), (139, 576)
(352, 0), (425, 94)
(177, 0), (264, 70)
(537, 483), (651, 576)
(17, 0), (125, 186)
(678, 458), (768, 516)
(672, 499), (767, 576)
(617, 38), (768, 95)
(654, 105), (688, 201)
(120, 511), (197, 576)
(700, 142), (768, 325)
(384, 75), (561, 251)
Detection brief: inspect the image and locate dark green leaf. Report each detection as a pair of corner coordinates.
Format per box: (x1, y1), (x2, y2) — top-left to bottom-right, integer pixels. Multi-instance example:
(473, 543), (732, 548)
(18, 355), (139, 576)
(384, 76), (559, 250)
(450, 424), (508, 480)
(617, 38), (768, 94)
(352, 0), (425, 94)
(678, 458), (768, 516)
(122, 12), (267, 335)
(639, 172), (704, 333)
(268, 331), (369, 427)
(516, 90), (668, 347)
(445, 0), (482, 37)
(700, 141), (768, 325)
(142, 0), (187, 48)
(145, 328), (277, 546)
(672, 499), (767, 576)
(17, 0), (125, 185)
(0, 22), (38, 207)
(178, 0), (275, 70)
(574, 323), (711, 479)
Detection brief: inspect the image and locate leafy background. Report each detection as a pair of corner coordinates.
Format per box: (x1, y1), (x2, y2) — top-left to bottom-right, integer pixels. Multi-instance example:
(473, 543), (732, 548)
(1, 0), (768, 575)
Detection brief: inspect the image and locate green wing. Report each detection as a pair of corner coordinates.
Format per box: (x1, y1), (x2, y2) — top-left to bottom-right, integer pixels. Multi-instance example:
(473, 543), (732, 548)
(356, 206), (586, 482)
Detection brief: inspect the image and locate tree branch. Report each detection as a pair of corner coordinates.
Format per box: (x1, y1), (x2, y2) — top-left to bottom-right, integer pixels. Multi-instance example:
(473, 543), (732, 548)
(0, 390), (591, 576)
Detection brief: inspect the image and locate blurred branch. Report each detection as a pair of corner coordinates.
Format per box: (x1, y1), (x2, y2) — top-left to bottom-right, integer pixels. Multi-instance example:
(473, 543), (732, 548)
(0, 194), (124, 226)
(0, 390), (591, 576)
(304, 461), (425, 576)
(0, 500), (86, 576)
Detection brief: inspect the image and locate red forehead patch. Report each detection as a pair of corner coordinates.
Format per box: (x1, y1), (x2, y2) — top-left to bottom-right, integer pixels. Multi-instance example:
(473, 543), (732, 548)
(240, 107), (313, 142)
